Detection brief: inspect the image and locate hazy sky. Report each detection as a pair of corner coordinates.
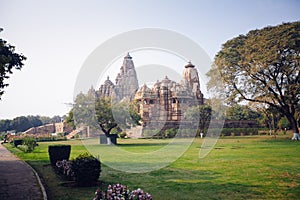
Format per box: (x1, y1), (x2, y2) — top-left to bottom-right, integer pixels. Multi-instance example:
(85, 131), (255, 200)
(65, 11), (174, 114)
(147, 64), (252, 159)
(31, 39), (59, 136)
(0, 0), (299, 119)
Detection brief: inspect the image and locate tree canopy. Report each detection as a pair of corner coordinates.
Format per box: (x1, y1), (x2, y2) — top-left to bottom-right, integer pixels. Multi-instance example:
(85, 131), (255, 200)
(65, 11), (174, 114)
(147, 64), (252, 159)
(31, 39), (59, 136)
(72, 88), (141, 137)
(207, 22), (300, 133)
(184, 104), (212, 134)
(0, 29), (26, 99)
(95, 97), (141, 136)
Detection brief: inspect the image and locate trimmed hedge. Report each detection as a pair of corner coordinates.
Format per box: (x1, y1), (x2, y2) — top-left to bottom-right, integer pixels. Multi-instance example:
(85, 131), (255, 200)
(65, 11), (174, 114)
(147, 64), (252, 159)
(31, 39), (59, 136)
(13, 139), (23, 147)
(142, 128), (259, 138)
(48, 145), (71, 165)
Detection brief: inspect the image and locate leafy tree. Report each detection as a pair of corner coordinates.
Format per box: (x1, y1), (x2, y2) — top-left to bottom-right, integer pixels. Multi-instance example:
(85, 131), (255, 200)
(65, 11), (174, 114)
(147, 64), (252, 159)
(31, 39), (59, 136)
(226, 104), (262, 121)
(10, 116), (32, 132)
(0, 119), (11, 132)
(278, 116), (291, 130)
(185, 105), (212, 135)
(73, 89), (99, 130)
(95, 97), (141, 137)
(95, 97), (118, 136)
(26, 115), (43, 127)
(0, 28), (26, 99)
(65, 109), (76, 130)
(72, 87), (141, 137)
(207, 22), (300, 133)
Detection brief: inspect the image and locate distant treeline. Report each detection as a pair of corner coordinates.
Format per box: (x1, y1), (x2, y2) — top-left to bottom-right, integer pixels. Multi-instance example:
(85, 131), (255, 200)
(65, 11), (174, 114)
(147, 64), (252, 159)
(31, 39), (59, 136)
(0, 115), (65, 133)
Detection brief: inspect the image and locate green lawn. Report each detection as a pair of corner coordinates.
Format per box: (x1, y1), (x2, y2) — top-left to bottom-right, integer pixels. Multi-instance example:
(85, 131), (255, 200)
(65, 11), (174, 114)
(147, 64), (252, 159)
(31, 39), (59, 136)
(4, 134), (300, 200)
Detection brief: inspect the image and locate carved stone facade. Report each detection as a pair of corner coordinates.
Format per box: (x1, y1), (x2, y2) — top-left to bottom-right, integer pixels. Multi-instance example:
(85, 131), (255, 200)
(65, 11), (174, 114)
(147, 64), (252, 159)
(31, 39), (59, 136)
(96, 53), (204, 125)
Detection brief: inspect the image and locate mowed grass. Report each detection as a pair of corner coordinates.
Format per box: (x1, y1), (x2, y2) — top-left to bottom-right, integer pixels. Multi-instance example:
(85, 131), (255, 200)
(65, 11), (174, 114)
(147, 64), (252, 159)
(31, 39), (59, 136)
(4, 134), (300, 200)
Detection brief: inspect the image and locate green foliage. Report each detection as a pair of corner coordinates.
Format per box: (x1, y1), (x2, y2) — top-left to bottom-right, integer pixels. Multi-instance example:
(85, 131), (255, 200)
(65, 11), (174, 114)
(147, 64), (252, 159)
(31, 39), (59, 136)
(10, 116), (32, 132)
(95, 97), (141, 136)
(48, 144), (71, 165)
(73, 89), (99, 130)
(218, 128), (259, 136)
(71, 152), (101, 186)
(184, 105), (212, 134)
(0, 29), (26, 98)
(119, 132), (127, 138)
(0, 119), (11, 132)
(22, 136), (36, 152)
(65, 109), (76, 130)
(226, 104), (262, 121)
(207, 22), (300, 133)
(95, 97), (118, 136)
(0, 115), (64, 133)
(278, 116), (291, 130)
(164, 128), (177, 138)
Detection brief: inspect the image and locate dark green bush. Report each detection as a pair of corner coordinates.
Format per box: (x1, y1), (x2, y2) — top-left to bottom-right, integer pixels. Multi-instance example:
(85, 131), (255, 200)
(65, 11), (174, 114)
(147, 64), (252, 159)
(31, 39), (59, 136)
(13, 139), (23, 147)
(48, 145), (71, 165)
(164, 128), (177, 138)
(71, 153), (101, 186)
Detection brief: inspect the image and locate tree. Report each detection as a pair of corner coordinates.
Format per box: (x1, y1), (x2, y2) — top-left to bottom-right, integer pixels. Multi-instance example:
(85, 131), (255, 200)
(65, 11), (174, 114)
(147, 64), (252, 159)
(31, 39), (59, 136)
(185, 105), (212, 135)
(10, 116), (32, 132)
(65, 109), (76, 130)
(73, 89), (99, 130)
(207, 22), (300, 133)
(0, 119), (11, 132)
(226, 104), (262, 121)
(0, 29), (26, 99)
(95, 97), (141, 137)
(26, 115), (43, 127)
(278, 116), (291, 130)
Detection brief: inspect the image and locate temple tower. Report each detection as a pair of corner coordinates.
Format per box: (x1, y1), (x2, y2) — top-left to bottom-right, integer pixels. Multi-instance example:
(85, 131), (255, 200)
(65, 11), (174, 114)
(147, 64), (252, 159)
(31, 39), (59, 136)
(182, 61), (204, 105)
(114, 53), (139, 100)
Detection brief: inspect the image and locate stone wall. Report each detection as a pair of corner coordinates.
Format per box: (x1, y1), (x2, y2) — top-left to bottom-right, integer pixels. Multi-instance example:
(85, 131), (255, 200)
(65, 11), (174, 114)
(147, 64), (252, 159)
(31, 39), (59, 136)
(23, 122), (73, 135)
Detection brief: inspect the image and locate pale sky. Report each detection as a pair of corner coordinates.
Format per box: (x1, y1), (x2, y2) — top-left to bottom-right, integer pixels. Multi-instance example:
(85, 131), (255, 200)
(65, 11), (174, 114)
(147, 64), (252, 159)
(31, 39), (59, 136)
(0, 0), (299, 119)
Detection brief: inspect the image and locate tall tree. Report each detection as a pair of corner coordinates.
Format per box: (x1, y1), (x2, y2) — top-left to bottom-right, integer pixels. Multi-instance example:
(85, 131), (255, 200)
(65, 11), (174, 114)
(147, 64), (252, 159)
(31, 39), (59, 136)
(185, 105), (212, 135)
(207, 22), (300, 133)
(0, 29), (26, 99)
(95, 97), (141, 136)
(10, 116), (32, 132)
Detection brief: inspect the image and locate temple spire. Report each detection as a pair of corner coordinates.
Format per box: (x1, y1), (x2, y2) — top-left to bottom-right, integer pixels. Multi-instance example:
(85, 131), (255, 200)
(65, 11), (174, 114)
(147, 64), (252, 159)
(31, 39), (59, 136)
(124, 52), (132, 59)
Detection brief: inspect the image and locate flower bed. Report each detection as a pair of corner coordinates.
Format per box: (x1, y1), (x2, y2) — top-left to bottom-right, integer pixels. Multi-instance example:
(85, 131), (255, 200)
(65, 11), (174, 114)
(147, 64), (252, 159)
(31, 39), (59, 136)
(93, 184), (152, 200)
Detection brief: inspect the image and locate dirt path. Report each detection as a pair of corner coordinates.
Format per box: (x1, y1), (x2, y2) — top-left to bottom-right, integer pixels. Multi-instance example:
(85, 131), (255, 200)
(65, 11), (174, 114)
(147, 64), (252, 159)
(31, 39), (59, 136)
(0, 142), (46, 200)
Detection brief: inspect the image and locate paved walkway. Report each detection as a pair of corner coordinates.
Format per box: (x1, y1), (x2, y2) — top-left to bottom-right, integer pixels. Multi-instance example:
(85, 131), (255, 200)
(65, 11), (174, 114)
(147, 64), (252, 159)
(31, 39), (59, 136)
(0, 142), (46, 200)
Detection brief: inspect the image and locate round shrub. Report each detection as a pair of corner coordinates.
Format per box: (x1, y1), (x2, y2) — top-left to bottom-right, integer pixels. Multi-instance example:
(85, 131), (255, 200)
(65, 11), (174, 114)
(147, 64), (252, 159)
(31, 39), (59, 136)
(71, 153), (101, 186)
(48, 145), (71, 165)
(23, 136), (36, 152)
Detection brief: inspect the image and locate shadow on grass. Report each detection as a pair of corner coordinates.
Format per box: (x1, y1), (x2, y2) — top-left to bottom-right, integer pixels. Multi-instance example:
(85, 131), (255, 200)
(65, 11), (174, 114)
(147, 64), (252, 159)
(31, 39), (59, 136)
(103, 167), (264, 199)
(117, 142), (169, 147)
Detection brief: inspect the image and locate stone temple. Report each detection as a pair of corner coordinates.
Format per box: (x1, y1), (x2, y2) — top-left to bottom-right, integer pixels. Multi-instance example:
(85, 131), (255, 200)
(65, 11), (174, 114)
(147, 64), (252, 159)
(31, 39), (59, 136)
(96, 53), (204, 126)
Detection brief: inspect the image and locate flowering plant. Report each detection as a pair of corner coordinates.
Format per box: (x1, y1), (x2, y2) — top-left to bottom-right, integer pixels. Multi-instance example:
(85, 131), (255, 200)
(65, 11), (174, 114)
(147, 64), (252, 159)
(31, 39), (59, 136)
(94, 183), (129, 200)
(129, 188), (152, 200)
(93, 184), (152, 200)
(56, 159), (74, 178)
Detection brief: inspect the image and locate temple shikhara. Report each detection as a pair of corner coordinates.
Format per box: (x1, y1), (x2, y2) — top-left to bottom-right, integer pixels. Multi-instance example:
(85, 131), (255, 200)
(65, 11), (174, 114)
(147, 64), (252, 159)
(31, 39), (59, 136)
(96, 53), (204, 127)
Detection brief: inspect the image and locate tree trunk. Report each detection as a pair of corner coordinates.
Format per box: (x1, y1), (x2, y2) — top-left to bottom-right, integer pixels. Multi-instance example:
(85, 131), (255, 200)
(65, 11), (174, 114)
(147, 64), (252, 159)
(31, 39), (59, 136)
(286, 114), (299, 133)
